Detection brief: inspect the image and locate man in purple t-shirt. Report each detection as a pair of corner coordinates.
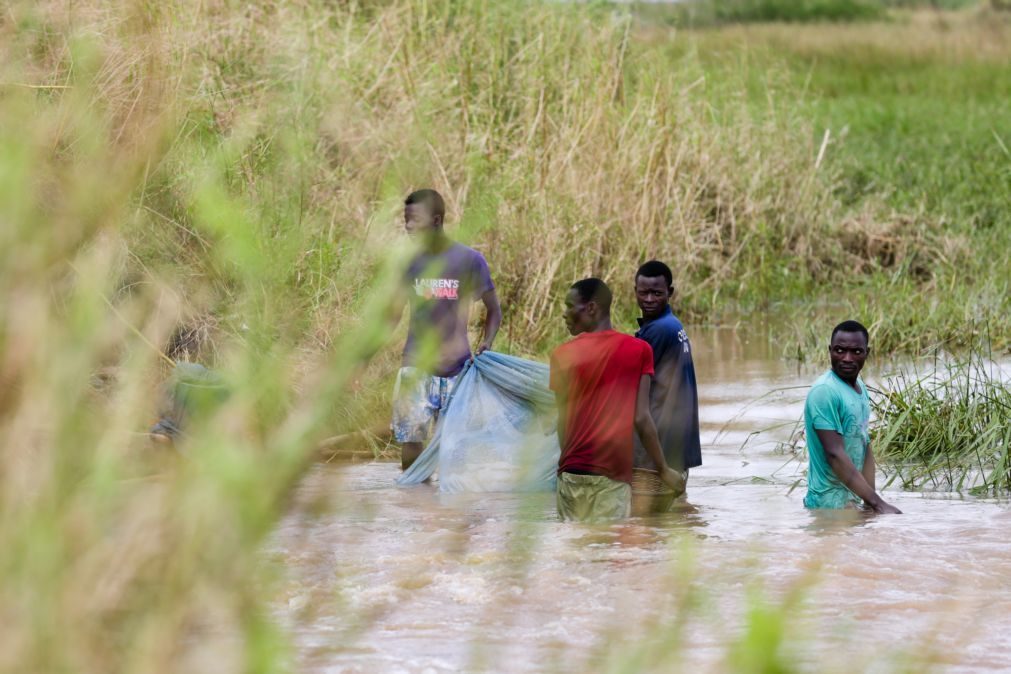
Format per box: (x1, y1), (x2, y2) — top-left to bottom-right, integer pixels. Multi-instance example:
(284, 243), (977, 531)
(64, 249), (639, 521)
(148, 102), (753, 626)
(390, 189), (501, 469)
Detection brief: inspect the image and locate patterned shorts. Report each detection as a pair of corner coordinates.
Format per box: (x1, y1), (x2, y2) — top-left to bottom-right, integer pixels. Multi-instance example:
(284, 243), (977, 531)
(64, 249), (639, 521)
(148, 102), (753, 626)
(391, 367), (459, 444)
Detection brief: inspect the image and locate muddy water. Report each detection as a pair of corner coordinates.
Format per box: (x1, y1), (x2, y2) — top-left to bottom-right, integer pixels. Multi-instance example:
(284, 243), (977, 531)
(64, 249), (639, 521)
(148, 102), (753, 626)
(272, 328), (1011, 673)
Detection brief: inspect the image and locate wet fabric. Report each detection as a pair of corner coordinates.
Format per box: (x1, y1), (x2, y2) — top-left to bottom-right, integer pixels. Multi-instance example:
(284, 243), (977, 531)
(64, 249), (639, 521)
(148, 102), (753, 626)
(633, 306), (702, 472)
(557, 472), (631, 521)
(549, 331), (654, 485)
(403, 242), (495, 377)
(150, 362), (228, 439)
(391, 367), (458, 444)
(803, 370), (870, 509)
(396, 351), (559, 492)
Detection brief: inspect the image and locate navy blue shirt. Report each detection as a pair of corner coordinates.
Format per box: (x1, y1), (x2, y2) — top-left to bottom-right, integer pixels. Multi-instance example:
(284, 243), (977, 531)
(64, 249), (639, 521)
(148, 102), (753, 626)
(633, 306), (702, 472)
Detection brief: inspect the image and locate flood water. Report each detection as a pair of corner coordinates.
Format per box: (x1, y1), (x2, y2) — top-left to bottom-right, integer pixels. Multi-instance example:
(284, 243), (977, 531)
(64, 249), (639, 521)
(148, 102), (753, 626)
(271, 328), (1011, 673)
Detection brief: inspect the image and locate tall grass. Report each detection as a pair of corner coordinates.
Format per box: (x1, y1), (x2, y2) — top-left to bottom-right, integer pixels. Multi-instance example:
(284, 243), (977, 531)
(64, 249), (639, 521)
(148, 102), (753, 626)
(659, 9), (1011, 356)
(872, 346), (1011, 494)
(0, 2), (404, 669)
(10, 0), (1004, 361)
(37, 0), (1009, 359)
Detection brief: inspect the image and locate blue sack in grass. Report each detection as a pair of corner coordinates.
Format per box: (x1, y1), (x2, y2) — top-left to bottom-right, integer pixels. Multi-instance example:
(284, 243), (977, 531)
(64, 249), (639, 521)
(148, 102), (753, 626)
(397, 351), (559, 492)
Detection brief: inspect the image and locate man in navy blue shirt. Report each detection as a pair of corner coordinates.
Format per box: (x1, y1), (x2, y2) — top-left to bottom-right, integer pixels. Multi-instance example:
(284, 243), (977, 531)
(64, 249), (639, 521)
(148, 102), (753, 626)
(632, 260), (702, 496)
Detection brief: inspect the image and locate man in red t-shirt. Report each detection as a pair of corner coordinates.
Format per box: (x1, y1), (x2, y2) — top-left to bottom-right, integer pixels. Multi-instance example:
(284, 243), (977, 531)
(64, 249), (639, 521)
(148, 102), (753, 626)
(549, 278), (685, 521)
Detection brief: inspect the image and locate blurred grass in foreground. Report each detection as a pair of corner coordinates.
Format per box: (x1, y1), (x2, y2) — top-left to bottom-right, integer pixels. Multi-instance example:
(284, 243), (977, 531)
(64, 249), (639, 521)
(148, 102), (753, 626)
(0, 2), (403, 669)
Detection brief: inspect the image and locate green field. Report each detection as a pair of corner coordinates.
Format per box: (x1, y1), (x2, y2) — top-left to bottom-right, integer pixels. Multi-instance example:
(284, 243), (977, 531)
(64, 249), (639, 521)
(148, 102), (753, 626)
(637, 9), (1011, 354)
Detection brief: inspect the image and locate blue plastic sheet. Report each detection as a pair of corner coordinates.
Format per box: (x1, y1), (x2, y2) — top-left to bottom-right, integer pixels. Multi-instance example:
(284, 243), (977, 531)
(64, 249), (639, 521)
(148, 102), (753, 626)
(397, 351), (559, 492)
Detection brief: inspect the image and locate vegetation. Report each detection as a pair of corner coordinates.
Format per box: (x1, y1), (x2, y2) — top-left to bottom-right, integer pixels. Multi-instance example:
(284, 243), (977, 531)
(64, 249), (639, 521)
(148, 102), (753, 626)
(872, 343), (1011, 494)
(634, 0), (985, 27)
(0, 0), (1008, 671)
(643, 8), (1010, 356)
(642, 0), (885, 26)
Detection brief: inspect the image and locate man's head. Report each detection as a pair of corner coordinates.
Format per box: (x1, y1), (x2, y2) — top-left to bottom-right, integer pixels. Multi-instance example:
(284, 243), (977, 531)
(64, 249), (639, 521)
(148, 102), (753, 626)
(634, 260), (674, 320)
(564, 278), (612, 336)
(829, 320), (870, 384)
(404, 189), (445, 239)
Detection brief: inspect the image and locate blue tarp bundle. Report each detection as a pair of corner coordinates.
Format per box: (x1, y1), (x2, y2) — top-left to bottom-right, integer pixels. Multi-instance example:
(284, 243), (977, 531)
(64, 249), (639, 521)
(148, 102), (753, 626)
(397, 351), (559, 492)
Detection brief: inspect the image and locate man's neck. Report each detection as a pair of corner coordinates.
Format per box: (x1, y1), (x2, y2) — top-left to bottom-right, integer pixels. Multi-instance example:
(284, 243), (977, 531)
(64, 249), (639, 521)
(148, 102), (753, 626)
(834, 370), (861, 393)
(423, 231), (451, 253)
(586, 318), (613, 334)
(639, 305), (671, 324)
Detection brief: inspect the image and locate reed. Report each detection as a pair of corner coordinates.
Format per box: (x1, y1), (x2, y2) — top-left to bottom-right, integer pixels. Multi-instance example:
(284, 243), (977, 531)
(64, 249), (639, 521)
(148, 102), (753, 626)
(872, 343), (1011, 494)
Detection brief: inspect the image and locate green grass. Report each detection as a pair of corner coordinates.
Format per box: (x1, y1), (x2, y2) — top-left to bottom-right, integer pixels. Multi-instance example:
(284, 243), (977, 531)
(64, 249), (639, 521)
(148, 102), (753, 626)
(653, 10), (1011, 356)
(872, 341), (1011, 493)
(640, 0), (886, 26)
(632, 0), (986, 27)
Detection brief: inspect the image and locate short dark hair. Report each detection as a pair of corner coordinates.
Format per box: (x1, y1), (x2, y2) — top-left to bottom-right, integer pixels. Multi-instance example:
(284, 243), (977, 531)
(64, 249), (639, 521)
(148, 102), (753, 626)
(404, 189), (445, 220)
(831, 320), (869, 343)
(570, 277), (612, 313)
(635, 260), (673, 287)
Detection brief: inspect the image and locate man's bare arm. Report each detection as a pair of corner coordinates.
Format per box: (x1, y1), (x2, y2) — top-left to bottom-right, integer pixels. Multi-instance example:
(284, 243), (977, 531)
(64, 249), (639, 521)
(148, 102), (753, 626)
(475, 289), (502, 357)
(387, 293), (407, 330)
(554, 392), (567, 449)
(633, 375), (685, 493)
(862, 441), (876, 494)
(815, 429), (899, 514)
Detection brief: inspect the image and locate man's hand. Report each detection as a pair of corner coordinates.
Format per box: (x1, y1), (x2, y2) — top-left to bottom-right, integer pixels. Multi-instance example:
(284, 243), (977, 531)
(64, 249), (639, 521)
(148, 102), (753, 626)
(815, 429), (900, 514)
(871, 500), (902, 515)
(473, 341), (492, 359)
(472, 289), (501, 361)
(659, 466), (686, 494)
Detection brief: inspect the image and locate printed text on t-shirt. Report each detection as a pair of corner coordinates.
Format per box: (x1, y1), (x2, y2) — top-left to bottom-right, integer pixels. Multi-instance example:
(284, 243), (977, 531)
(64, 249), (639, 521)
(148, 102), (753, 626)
(414, 278), (460, 300)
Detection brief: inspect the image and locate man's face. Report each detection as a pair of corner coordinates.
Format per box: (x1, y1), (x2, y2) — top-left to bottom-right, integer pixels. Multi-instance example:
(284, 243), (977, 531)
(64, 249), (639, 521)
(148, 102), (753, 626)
(404, 203), (442, 239)
(563, 289), (593, 336)
(829, 330), (869, 382)
(635, 275), (672, 320)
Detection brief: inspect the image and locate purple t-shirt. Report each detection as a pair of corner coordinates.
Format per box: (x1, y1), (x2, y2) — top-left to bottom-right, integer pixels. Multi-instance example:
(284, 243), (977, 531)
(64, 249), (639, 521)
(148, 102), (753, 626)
(403, 242), (494, 377)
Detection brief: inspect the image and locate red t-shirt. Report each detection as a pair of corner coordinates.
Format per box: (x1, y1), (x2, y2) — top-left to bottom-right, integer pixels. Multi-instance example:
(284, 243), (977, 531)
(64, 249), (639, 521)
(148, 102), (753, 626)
(549, 330), (654, 484)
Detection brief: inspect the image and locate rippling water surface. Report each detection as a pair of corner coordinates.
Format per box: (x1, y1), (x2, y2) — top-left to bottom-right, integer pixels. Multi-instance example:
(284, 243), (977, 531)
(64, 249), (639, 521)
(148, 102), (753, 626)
(271, 329), (1011, 673)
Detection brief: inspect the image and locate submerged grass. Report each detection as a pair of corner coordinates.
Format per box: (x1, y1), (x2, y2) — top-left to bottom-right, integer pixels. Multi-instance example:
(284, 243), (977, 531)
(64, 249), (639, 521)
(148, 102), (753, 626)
(872, 345), (1011, 494)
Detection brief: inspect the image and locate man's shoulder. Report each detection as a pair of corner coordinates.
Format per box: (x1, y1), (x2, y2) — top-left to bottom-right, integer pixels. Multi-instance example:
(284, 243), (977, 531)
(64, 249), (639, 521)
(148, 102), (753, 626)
(662, 311), (685, 331)
(616, 333), (653, 363)
(449, 241), (489, 262)
(550, 336), (580, 361)
(640, 311), (684, 337)
(807, 372), (843, 404)
(612, 331), (649, 351)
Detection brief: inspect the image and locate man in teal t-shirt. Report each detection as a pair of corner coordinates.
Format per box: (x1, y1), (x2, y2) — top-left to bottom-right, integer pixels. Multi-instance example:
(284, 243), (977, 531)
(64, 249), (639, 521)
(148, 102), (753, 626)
(803, 321), (901, 514)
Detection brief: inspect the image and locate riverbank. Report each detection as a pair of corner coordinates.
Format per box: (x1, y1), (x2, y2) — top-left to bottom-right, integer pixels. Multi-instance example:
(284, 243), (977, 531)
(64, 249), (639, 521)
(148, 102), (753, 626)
(36, 0), (1000, 359)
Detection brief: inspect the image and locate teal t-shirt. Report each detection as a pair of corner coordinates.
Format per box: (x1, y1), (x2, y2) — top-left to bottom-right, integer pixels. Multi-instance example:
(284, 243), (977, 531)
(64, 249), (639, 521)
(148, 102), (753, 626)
(803, 370), (870, 509)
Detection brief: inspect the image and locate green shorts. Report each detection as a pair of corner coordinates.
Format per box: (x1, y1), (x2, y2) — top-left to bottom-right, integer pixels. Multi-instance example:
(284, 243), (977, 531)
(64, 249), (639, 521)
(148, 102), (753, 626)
(556, 472), (631, 522)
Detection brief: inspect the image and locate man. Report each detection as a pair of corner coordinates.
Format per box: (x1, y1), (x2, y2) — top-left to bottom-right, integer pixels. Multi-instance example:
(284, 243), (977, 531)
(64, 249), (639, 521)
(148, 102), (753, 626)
(391, 189), (502, 470)
(549, 278), (684, 521)
(804, 320), (900, 513)
(632, 260), (701, 498)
